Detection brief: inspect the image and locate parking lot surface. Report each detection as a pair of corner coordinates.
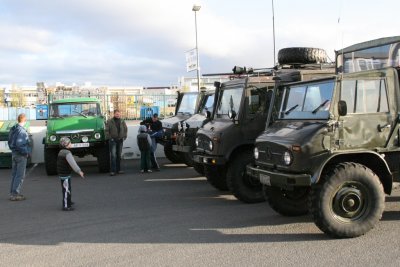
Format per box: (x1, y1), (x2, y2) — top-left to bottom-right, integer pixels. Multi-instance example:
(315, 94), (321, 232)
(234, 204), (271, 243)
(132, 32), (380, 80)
(0, 159), (399, 266)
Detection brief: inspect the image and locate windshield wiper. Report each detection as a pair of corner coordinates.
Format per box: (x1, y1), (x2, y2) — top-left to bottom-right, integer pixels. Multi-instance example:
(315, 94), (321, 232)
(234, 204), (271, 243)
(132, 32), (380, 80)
(284, 104), (298, 115)
(73, 111), (88, 118)
(312, 100), (329, 114)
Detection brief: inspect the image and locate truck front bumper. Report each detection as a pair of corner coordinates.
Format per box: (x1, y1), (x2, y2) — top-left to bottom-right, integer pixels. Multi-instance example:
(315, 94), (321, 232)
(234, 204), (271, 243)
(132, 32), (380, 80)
(246, 165), (311, 187)
(172, 144), (191, 153)
(193, 154), (227, 165)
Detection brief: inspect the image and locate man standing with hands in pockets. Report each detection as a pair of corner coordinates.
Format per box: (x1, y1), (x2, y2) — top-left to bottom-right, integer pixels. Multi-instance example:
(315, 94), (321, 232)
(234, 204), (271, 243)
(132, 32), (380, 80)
(8, 113), (31, 201)
(105, 110), (128, 176)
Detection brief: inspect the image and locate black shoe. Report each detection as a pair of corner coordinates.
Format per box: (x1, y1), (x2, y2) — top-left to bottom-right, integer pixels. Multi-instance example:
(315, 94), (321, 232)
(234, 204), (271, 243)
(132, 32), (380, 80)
(110, 172), (116, 176)
(62, 207), (74, 211)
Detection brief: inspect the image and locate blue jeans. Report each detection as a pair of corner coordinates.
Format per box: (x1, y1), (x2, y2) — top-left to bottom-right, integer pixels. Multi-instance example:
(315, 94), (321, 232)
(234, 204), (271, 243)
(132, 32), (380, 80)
(150, 138), (159, 169)
(109, 139), (123, 173)
(10, 154), (27, 196)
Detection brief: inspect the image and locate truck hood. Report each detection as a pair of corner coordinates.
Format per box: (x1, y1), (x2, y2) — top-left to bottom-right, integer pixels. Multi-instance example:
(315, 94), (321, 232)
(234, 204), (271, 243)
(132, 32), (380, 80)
(162, 114), (190, 129)
(185, 113), (207, 129)
(256, 120), (328, 145)
(198, 119), (235, 139)
(48, 117), (103, 133)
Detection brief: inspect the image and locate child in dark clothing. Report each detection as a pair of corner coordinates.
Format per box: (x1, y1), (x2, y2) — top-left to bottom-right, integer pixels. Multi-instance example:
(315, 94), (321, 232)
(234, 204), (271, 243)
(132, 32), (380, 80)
(57, 137), (85, 211)
(137, 125), (152, 173)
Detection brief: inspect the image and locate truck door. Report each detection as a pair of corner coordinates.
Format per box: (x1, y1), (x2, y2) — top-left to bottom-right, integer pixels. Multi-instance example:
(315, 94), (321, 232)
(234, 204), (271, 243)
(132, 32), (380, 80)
(339, 77), (392, 149)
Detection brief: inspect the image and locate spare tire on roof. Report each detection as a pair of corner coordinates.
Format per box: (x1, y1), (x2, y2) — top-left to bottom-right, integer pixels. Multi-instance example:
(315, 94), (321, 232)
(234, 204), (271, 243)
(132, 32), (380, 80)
(278, 47), (328, 65)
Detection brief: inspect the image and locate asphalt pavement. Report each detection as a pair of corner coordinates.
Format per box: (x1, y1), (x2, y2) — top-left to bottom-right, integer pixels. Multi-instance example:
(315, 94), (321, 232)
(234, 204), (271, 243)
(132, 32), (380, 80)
(0, 159), (399, 266)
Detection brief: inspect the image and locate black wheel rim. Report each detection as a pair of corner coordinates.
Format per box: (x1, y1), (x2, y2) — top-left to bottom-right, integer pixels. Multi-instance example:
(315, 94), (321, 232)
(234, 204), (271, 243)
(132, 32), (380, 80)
(331, 182), (371, 222)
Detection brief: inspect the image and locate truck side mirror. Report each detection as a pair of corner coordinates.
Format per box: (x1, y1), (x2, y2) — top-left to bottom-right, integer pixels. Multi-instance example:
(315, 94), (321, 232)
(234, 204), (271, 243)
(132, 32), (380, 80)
(228, 110), (237, 120)
(204, 110), (211, 119)
(338, 100), (347, 116)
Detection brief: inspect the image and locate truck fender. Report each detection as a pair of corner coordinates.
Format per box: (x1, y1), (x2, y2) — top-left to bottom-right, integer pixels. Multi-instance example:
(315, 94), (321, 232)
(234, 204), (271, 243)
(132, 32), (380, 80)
(312, 151), (393, 195)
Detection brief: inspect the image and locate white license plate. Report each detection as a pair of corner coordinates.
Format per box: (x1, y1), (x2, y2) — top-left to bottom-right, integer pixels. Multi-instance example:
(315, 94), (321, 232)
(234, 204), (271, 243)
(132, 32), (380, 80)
(71, 143), (90, 148)
(0, 141), (11, 152)
(259, 174), (271, 185)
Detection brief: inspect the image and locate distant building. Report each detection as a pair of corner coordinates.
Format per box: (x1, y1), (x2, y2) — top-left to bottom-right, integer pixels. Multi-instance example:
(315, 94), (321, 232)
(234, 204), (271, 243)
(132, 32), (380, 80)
(178, 76), (229, 92)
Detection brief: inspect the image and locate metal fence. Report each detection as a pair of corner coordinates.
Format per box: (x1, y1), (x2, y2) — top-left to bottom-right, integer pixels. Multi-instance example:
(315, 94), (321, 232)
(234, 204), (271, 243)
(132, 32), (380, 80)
(0, 93), (178, 121)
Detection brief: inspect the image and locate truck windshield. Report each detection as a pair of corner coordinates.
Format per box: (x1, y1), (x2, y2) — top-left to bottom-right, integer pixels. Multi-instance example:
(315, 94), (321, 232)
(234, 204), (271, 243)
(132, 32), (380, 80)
(199, 94), (215, 113)
(279, 79), (334, 119)
(50, 103), (100, 118)
(216, 86), (243, 117)
(177, 93), (198, 114)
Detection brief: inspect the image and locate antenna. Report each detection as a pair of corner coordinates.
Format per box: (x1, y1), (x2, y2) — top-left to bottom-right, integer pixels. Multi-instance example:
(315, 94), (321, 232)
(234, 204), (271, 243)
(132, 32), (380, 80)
(272, 0), (276, 66)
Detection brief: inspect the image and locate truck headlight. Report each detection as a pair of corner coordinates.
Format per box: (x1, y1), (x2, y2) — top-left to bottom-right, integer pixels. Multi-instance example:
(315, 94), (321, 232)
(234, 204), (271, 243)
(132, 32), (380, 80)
(50, 135), (57, 142)
(208, 140), (214, 151)
(82, 136), (89, 143)
(283, 151), (292, 166)
(195, 137), (199, 147)
(94, 133), (101, 139)
(254, 147), (259, 160)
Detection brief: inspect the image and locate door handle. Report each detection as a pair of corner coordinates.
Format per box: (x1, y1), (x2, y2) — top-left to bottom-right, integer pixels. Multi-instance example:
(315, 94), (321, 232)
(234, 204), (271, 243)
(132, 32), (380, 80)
(378, 124), (391, 132)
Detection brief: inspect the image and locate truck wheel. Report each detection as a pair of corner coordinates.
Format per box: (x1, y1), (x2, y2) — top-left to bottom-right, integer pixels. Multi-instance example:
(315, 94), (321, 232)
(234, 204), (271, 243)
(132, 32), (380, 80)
(164, 143), (183, 163)
(182, 151), (195, 167)
(309, 162), (385, 238)
(227, 150), (265, 203)
(278, 47), (327, 65)
(264, 185), (309, 216)
(193, 162), (205, 176)
(204, 165), (228, 191)
(97, 146), (110, 173)
(44, 147), (58, 175)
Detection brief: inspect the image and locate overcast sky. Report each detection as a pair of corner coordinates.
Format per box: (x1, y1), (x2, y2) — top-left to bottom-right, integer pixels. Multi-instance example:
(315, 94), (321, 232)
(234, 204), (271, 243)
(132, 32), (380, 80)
(1, 0), (399, 87)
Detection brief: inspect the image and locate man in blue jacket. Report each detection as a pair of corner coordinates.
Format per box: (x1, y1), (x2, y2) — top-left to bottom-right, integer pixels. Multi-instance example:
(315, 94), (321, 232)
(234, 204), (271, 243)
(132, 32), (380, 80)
(8, 113), (31, 201)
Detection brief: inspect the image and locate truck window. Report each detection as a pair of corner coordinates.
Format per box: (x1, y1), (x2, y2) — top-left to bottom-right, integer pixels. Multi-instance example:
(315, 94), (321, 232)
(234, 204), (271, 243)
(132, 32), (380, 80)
(279, 80), (334, 119)
(217, 86), (243, 117)
(340, 79), (388, 113)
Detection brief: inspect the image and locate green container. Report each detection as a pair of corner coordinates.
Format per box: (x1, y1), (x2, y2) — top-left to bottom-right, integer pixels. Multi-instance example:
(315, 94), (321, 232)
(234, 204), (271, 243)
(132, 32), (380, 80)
(0, 121), (31, 168)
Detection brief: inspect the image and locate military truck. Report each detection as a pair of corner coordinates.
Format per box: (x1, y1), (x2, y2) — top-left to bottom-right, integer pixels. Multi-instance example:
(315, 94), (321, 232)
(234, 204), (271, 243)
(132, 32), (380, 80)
(173, 88), (216, 174)
(44, 97), (109, 175)
(246, 36), (400, 238)
(161, 91), (200, 163)
(193, 50), (335, 203)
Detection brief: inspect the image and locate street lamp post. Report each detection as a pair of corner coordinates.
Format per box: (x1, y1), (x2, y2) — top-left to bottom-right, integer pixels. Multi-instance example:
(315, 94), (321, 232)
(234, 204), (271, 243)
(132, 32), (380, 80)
(192, 4), (201, 92)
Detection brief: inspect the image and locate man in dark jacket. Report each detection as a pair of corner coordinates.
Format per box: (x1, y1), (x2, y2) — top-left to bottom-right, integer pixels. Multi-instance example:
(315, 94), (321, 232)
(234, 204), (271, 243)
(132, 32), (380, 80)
(8, 113), (31, 201)
(140, 113), (162, 171)
(105, 110), (128, 176)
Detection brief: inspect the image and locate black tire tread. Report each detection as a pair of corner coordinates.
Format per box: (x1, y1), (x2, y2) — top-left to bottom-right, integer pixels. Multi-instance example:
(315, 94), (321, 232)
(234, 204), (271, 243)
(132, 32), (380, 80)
(278, 47), (327, 65)
(204, 165), (228, 191)
(44, 147), (58, 175)
(309, 162), (385, 238)
(226, 150), (265, 203)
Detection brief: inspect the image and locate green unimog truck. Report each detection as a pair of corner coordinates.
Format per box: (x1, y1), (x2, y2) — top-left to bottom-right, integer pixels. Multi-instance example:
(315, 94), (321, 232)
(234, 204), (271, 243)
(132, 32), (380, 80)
(247, 36), (400, 238)
(193, 50), (335, 204)
(172, 88), (216, 174)
(43, 97), (109, 175)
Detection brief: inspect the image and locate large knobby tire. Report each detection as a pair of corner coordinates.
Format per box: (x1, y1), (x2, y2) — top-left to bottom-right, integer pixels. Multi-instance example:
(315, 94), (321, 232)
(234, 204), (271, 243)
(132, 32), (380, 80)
(193, 162), (205, 176)
(264, 185), (309, 216)
(44, 147), (58, 175)
(226, 150), (265, 203)
(164, 143), (183, 164)
(309, 162), (385, 238)
(182, 151), (194, 167)
(204, 165), (228, 191)
(278, 47), (328, 65)
(97, 146), (110, 173)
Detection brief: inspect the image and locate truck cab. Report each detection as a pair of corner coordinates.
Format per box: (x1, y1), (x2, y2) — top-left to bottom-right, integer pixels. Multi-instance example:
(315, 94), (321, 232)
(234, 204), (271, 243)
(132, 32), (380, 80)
(193, 60), (335, 203)
(161, 91), (199, 163)
(173, 88), (216, 174)
(247, 36), (400, 238)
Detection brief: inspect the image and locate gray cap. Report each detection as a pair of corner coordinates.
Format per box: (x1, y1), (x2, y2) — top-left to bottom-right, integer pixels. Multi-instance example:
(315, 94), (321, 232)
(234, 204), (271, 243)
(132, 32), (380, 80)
(60, 137), (71, 148)
(138, 125), (147, 133)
